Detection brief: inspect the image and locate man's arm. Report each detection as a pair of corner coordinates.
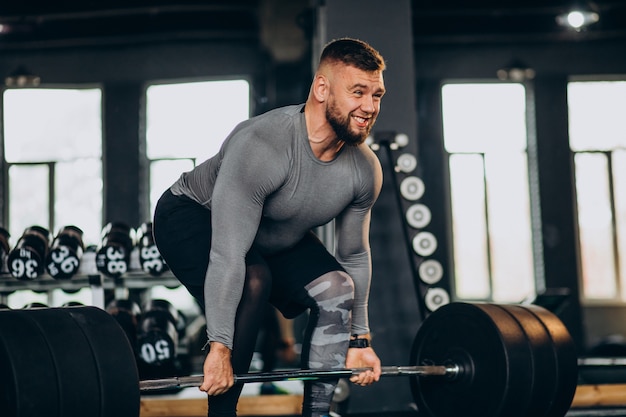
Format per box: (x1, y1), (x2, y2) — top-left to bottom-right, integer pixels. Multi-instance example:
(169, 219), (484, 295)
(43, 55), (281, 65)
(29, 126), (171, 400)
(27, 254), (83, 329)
(204, 132), (289, 349)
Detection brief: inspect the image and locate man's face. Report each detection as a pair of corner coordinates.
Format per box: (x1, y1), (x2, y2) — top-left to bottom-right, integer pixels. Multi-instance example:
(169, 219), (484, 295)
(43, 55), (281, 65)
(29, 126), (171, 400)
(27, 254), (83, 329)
(325, 65), (385, 146)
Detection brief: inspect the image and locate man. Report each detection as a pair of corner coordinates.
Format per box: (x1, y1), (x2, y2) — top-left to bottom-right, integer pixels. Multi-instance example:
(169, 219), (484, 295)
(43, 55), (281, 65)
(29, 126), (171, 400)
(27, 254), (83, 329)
(153, 37), (386, 417)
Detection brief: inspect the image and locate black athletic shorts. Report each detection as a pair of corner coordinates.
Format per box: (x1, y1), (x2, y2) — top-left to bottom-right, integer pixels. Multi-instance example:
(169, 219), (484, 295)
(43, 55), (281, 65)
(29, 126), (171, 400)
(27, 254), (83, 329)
(153, 189), (345, 318)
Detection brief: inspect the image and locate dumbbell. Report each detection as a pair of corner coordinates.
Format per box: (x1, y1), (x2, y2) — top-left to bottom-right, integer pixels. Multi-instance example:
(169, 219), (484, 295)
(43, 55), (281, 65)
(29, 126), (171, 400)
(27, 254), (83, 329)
(135, 222), (168, 276)
(61, 301), (85, 307)
(8, 226), (50, 280)
(0, 227), (10, 274)
(106, 298), (142, 352)
(136, 299), (184, 376)
(46, 225), (85, 280)
(96, 222), (135, 278)
(22, 302), (48, 309)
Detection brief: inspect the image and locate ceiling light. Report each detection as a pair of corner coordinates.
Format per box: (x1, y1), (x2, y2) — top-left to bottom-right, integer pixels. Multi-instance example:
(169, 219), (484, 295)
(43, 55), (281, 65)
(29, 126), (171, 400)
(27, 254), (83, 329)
(556, 8), (600, 31)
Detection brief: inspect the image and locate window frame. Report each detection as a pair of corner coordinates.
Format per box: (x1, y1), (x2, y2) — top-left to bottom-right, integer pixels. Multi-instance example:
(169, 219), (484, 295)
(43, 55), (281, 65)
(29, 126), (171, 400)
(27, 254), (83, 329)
(441, 80), (541, 303)
(568, 77), (626, 305)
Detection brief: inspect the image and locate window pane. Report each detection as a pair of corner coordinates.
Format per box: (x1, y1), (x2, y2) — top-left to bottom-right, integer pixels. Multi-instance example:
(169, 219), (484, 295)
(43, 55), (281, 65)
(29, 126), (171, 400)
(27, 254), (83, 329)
(568, 82), (626, 151)
(442, 83), (527, 153)
(449, 154), (491, 299)
(4, 89), (102, 162)
(3, 87), (103, 248)
(443, 83), (533, 303)
(8, 165), (49, 239)
(150, 159), (195, 217)
(485, 152), (534, 302)
(575, 153), (617, 299)
(55, 160), (103, 246)
(146, 80), (250, 161)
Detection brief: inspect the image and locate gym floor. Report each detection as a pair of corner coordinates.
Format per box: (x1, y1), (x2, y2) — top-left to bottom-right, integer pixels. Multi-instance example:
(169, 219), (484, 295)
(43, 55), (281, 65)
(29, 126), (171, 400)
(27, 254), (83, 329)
(139, 382), (626, 417)
(567, 410), (626, 417)
(200, 410), (626, 417)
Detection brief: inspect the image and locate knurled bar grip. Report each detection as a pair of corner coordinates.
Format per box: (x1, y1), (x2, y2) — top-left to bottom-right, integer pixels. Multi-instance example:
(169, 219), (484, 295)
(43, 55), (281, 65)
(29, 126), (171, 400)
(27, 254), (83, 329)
(139, 365), (457, 391)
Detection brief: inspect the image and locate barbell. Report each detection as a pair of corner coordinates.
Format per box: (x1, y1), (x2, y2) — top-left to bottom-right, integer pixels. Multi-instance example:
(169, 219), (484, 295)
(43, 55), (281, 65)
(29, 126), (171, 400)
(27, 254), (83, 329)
(0, 302), (578, 417)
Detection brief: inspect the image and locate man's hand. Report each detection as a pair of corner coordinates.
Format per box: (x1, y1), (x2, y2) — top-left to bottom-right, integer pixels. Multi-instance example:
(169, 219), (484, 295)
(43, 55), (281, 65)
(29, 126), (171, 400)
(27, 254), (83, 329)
(346, 345), (381, 386)
(199, 341), (234, 396)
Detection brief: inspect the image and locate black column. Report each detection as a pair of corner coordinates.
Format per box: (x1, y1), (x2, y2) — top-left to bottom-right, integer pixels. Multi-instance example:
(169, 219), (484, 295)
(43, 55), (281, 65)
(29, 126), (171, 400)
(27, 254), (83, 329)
(102, 82), (144, 228)
(315, 1), (422, 413)
(533, 75), (584, 350)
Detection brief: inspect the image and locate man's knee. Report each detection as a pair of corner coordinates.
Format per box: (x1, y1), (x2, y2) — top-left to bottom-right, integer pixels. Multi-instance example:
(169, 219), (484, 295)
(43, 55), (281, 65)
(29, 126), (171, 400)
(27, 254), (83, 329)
(306, 270), (355, 312)
(244, 263), (272, 299)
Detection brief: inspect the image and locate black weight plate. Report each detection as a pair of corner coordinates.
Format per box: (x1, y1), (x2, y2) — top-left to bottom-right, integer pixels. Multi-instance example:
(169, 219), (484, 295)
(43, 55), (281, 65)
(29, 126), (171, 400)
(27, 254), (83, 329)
(68, 307), (140, 417)
(496, 304), (558, 417)
(523, 305), (578, 417)
(28, 308), (101, 417)
(0, 309), (60, 417)
(410, 302), (534, 417)
(471, 304), (537, 416)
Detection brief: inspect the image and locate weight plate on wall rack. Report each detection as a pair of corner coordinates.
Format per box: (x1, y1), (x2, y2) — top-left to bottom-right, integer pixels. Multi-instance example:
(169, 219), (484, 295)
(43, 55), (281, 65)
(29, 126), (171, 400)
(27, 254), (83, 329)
(406, 204), (432, 229)
(424, 287), (450, 311)
(400, 176), (425, 201)
(419, 259), (443, 284)
(412, 232), (437, 257)
(396, 153), (417, 173)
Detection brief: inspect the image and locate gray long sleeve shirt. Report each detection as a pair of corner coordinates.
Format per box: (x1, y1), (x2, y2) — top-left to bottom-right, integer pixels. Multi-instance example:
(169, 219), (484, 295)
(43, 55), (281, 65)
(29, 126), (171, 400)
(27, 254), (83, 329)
(170, 104), (383, 349)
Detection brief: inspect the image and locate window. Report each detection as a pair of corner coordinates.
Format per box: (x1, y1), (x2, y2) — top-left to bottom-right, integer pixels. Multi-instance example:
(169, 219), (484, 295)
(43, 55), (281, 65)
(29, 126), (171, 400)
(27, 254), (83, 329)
(568, 81), (626, 302)
(146, 79), (250, 216)
(442, 83), (535, 302)
(3, 88), (103, 247)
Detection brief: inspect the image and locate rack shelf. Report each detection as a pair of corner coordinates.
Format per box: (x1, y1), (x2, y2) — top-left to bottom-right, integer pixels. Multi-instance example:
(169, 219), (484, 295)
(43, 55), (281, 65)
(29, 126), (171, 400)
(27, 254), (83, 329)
(0, 270), (179, 293)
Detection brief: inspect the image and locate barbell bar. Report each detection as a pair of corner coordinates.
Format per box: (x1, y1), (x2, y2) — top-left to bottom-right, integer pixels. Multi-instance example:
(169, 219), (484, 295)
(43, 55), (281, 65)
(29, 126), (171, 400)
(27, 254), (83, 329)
(0, 301), (579, 417)
(139, 364), (457, 391)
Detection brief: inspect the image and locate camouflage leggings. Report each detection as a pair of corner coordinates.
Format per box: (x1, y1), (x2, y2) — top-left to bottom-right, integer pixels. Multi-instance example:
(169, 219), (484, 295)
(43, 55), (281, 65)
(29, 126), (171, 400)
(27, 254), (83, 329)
(300, 270), (354, 417)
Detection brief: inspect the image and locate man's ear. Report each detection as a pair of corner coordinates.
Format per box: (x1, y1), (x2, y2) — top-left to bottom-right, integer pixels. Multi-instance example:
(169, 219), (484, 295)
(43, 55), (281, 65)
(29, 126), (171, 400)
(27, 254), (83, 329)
(312, 74), (329, 102)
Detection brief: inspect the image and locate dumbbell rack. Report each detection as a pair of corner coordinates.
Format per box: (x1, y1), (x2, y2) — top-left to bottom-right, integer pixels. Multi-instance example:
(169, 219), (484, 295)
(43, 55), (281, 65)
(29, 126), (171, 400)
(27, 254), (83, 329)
(0, 270), (180, 308)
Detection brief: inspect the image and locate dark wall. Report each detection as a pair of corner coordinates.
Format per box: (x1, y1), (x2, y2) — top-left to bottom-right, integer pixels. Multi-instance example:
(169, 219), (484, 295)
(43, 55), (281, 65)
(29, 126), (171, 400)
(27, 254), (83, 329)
(0, 41), (266, 84)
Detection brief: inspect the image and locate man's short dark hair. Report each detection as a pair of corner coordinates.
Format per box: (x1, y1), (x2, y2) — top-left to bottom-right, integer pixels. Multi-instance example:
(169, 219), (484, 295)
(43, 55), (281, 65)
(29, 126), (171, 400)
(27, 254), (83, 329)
(319, 38), (386, 72)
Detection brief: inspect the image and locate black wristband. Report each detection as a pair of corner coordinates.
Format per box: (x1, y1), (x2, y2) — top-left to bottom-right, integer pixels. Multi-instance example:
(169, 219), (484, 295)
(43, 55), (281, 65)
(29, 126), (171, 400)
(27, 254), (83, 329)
(348, 338), (371, 348)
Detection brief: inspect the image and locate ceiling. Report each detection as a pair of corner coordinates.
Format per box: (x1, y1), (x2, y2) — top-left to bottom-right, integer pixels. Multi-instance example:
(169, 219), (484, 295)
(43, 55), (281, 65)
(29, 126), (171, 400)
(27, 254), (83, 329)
(411, 0), (626, 44)
(0, 1), (262, 50)
(1, 0), (625, 53)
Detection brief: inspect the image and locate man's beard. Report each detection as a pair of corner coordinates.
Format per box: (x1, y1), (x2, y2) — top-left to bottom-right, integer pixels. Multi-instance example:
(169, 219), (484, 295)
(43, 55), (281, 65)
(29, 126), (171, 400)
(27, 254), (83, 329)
(326, 100), (373, 146)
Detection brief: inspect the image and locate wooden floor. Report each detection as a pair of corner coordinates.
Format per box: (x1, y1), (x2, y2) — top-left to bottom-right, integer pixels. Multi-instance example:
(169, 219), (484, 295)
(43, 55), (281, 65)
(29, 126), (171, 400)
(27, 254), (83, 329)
(572, 384), (626, 409)
(140, 394), (303, 417)
(138, 383), (626, 417)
